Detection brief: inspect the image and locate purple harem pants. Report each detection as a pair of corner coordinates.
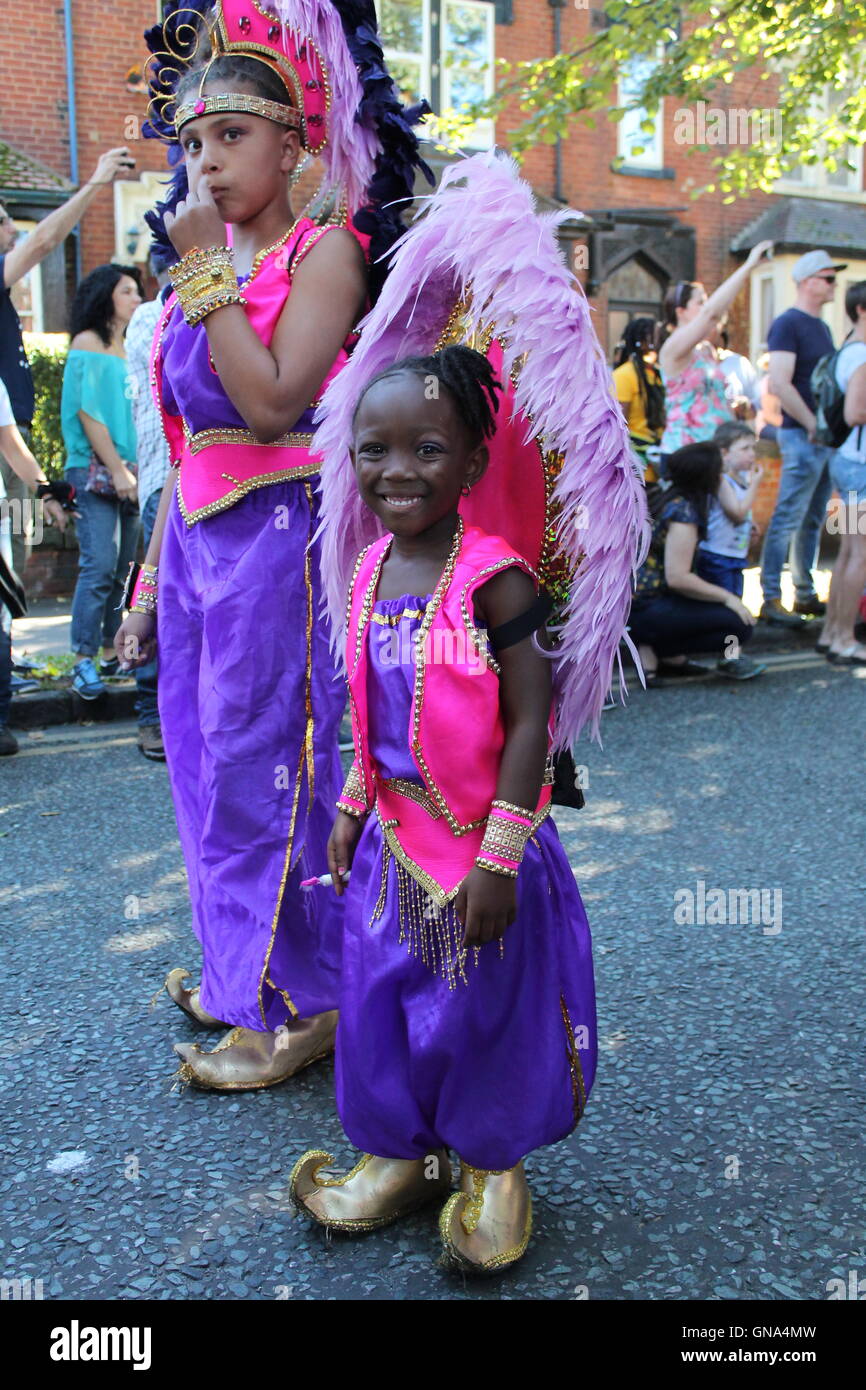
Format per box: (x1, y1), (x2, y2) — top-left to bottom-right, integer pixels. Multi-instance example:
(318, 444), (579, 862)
(158, 478), (344, 1031)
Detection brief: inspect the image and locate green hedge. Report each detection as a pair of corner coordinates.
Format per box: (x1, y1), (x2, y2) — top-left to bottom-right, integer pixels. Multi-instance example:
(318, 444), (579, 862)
(27, 341), (68, 482)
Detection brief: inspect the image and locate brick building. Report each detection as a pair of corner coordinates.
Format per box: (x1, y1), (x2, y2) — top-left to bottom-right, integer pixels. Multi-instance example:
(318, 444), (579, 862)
(1, 0), (865, 360)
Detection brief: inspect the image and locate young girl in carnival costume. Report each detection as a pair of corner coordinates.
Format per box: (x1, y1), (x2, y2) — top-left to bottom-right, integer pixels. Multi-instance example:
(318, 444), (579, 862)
(288, 154), (649, 1273)
(115, 0), (430, 1090)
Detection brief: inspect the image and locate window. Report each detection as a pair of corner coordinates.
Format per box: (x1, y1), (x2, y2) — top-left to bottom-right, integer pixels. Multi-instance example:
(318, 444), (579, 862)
(380, 0), (495, 148)
(776, 86), (863, 197)
(8, 224), (44, 334)
(617, 53), (663, 170)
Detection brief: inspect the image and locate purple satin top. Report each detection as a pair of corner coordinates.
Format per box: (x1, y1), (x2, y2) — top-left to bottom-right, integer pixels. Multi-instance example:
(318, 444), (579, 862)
(160, 269), (316, 436)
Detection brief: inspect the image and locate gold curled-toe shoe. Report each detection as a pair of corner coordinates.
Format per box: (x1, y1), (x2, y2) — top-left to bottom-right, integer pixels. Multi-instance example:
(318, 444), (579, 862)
(171, 1010), (338, 1092)
(162, 969), (225, 1028)
(289, 1149), (452, 1234)
(439, 1162), (532, 1275)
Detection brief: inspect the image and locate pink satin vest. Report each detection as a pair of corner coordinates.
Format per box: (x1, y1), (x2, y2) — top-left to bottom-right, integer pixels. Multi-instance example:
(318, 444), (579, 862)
(150, 218), (368, 524)
(346, 521), (553, 899)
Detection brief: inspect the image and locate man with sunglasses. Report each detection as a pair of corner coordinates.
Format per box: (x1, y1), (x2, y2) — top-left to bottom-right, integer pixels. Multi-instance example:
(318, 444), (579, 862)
(761, 249), (846, 626)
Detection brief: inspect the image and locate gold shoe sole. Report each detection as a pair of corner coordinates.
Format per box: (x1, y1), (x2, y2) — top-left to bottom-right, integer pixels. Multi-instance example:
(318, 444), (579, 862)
(173, 1029), (336, 1093)
(438, 1190), (533, 1276)
(289, 1150), (452, 1235)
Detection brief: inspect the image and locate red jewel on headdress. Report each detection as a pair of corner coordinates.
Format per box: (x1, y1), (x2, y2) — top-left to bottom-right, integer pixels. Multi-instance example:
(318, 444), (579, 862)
(194, 99), (206, 114)
(307, 113), (323, 126)
(298, 44), (306, 60)
(268, 24), (280, 40)
(238, 15), (251, 32)
(305, 79), (319, 90)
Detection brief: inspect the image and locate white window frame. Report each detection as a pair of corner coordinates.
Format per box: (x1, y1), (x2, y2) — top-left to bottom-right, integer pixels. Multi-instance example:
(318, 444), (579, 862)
(774, 85), (864, 201)
(439, 0), (495, 149)
(381, 0), (495, 150)
(617, 51), (664, 170)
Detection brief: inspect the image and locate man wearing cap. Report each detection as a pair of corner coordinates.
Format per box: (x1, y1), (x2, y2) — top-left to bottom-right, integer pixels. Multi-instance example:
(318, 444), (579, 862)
(760, 249), (845, 625)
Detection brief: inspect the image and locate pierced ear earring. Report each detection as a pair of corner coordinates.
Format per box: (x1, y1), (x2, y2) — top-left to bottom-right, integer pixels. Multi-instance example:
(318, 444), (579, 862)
(460, 484), (472, 497)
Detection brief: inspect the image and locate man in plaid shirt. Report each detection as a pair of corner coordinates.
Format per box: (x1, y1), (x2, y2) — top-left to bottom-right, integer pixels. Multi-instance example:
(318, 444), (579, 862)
(125, 261), (171, 760)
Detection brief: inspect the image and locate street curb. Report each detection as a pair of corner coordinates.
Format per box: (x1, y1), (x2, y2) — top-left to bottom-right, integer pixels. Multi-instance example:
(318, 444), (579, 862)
(6, 623), (822, 730)
(8, 682), (138, 730)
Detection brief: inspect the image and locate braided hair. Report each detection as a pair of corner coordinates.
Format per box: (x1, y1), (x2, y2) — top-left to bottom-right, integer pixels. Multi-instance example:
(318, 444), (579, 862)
(613, 316), (666, 436)
(353, 345), (501, 445)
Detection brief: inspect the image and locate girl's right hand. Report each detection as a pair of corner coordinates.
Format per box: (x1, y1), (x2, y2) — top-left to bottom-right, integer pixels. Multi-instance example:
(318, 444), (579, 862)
(724, 594), (756, 627)
(111, 464), (138, 503)
(327, 812), (364, 896)
(115, 611), (156, 668)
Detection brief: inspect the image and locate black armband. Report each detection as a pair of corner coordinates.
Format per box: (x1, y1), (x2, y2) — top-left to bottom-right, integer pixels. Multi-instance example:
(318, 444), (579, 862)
(488, 592), (554, 653)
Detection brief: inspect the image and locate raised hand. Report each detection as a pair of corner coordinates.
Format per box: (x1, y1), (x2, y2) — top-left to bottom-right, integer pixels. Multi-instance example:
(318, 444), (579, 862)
(164, 186), (227, 258)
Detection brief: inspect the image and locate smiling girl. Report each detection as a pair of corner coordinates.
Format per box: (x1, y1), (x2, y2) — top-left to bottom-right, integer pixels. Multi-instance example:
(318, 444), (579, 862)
(289, 347), (599, 1273)
(114, 0), (428, 1089)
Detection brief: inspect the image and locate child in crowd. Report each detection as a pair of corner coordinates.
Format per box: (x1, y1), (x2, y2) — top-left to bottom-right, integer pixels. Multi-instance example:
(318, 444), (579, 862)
(289, 346), (598, 1275)
(696, 421), (763, 598)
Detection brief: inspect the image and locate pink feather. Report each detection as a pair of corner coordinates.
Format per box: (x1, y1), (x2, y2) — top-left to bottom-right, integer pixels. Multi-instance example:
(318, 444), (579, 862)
(273, 0), (380, 212)
(315, 151), (650, 746)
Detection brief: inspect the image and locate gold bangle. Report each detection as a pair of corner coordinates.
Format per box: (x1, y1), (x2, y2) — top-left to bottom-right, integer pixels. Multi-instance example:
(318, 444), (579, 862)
(476, 801), (535, 876)
(169, 246), (246, 327)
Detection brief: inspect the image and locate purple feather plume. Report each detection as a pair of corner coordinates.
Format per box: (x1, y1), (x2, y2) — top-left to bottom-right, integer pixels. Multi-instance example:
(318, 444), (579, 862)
(315, 151), (650, 746)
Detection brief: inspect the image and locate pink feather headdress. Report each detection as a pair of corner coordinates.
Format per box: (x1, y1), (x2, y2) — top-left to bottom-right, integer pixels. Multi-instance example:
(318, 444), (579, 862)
(315, 150), (650, 745)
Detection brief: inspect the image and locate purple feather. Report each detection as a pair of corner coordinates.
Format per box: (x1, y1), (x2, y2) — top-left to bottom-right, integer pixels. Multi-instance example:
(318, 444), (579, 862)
(315, 151), (650, 747)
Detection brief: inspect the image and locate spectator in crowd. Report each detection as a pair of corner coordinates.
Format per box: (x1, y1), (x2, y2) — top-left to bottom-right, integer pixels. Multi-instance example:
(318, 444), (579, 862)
(612, 317), (666, 482)
(61, 264), (142, 701)
(657, 241), (773, 465)
(820, 280), (866, 665)
(0, 376), (70, 756)
(124, 259), (172, 760)
(713, 318), (760, 417)
(0, 148), (134, 581)
(696, 421), (763, 598)
(760, 249), (843, 627)
(754, 351), (783, 440)
(629, 441), (764, 683)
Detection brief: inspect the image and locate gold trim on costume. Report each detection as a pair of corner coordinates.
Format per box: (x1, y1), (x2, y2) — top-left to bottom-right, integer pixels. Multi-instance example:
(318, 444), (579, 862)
(184, 423), (316, 454)
(379, 777), (441, 818)
(378, 804), (551, 908)
(257, 481), (316, 1025)
(176, 461), (321, 526)
(370, 607), (426, 627)
(457, 554), (539, 679)
(560, 994), (588, 1127)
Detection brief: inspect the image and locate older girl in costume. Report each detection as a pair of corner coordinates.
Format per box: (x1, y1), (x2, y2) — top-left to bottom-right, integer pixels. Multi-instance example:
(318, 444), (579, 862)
(289, 155), (648, 1272)
(115, 0), (428, 1089)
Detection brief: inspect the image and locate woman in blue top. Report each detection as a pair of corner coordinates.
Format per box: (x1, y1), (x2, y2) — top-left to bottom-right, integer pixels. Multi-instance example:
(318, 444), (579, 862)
(61, 264), (142, 698)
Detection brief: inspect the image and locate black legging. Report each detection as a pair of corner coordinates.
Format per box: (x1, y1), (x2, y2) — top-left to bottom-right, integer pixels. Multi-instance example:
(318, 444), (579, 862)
(629, 593), (752, 658)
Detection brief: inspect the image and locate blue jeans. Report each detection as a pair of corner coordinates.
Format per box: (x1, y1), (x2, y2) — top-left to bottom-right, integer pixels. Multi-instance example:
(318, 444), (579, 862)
(68, 467), (141, 657)
(695, 549), (746, 598)
(134, 488), (161, 726)
(760, 428), (833, 603)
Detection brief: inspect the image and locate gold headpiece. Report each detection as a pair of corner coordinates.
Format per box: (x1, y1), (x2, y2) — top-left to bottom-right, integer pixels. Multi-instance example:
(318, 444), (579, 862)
(146, 6), (302, 141)
(175, 88), (301, 134)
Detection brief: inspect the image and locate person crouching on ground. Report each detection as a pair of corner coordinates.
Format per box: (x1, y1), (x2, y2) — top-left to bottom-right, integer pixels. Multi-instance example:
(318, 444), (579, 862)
(630, 441), (765, 682)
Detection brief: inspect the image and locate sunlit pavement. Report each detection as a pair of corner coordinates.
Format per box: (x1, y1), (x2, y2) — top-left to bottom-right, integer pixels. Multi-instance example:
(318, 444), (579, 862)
(1, 658), (863, 1301)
